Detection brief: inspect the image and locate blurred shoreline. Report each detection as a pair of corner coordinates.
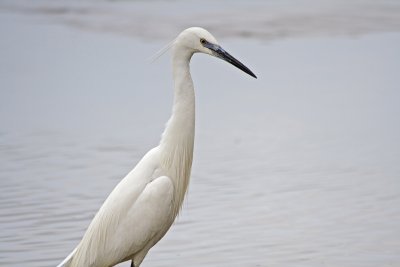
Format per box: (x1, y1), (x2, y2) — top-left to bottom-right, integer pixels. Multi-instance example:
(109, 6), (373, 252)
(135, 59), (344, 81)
(1, 0), (400, 41)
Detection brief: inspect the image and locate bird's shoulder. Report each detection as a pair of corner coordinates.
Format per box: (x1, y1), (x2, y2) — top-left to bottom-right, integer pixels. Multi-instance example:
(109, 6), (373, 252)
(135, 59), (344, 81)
(102, 146), (165, 208)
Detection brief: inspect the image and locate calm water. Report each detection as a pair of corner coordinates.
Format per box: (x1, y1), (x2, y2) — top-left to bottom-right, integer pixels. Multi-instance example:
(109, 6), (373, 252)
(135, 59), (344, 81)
(1, 1), (400, 266)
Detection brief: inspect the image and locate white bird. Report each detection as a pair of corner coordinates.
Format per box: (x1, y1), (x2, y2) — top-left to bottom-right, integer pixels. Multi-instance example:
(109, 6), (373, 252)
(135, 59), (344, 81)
(57, 27), (256, 267)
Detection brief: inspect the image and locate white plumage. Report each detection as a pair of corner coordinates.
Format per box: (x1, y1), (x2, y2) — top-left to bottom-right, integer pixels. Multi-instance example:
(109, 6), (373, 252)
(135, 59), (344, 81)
(57, 27), (256, 267)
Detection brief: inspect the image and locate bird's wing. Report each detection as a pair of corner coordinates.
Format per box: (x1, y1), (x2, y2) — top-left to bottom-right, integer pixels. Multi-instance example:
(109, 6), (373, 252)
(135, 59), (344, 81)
(70, 175), (174, 267)
(111, 175), (175, 263)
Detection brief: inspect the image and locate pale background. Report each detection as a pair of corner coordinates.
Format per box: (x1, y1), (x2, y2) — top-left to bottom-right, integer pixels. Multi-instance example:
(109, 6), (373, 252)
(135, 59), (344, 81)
(1, 0), (400, 266)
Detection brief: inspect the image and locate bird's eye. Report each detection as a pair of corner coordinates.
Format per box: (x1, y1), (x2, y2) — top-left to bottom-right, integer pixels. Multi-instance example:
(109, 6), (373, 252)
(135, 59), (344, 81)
(200, 38), (206, 44)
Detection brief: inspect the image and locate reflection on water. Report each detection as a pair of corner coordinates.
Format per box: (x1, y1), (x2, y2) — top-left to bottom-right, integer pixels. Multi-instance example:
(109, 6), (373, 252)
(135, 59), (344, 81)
(1, 1), (400, 267)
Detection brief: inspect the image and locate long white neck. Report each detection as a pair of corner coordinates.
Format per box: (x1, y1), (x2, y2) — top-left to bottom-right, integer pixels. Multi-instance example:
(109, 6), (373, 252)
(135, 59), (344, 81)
(160, 46), (195, 214)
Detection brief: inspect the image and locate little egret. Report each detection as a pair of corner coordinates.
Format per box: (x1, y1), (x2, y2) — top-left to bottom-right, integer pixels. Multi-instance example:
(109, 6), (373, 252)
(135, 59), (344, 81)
(57, 27), (256, 267)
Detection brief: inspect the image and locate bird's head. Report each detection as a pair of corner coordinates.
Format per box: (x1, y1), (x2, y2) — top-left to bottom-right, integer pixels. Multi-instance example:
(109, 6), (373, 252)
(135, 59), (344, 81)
(174, 27), (257, 78)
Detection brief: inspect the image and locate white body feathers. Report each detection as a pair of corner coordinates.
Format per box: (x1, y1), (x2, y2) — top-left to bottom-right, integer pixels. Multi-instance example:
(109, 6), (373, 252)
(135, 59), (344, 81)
(57, 27), (215, 267)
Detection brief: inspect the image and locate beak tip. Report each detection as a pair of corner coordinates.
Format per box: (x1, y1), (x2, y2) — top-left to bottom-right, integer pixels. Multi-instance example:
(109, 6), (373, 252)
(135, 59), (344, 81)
(247, 71), (257, 79)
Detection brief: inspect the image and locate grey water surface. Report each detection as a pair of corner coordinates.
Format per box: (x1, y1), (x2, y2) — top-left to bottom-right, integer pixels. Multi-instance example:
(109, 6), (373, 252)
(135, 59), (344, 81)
(1, 1), (400, 266)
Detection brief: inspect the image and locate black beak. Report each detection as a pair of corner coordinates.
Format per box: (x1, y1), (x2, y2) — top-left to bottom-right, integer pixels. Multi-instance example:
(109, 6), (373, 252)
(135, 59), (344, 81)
(203, 41), (257, 79)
